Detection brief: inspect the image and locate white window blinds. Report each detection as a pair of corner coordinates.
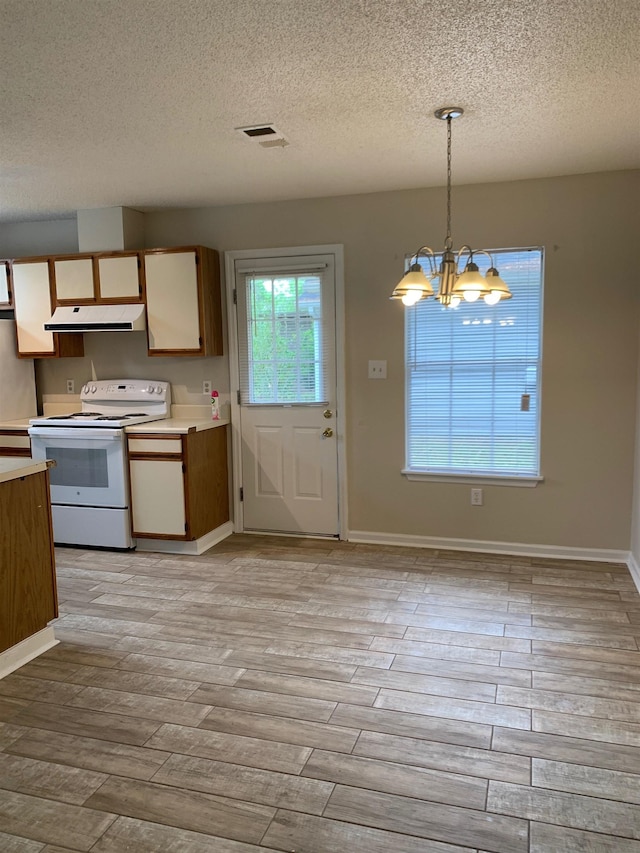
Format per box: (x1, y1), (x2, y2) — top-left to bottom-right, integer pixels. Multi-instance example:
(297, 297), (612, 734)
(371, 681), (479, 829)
(238, 265), (333, 405)
(405, 248), (543, 478)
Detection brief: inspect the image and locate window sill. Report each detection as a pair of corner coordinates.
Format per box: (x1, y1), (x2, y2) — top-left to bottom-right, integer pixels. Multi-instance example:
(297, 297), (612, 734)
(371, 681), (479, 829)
(402, 470), (544, 488)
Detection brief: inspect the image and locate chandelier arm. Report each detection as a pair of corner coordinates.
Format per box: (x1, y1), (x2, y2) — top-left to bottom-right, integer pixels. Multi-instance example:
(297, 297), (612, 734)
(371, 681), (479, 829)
(456, 245), (474, 270)
(473, 249), (495, 266)
(445, 116), (453, 249)
(412, 246), (437, 276)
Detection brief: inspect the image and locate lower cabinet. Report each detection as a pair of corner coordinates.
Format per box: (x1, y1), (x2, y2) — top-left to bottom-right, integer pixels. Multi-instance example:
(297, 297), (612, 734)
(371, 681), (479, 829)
(0, 469), (58, 653)
(128, 427), (229, 540)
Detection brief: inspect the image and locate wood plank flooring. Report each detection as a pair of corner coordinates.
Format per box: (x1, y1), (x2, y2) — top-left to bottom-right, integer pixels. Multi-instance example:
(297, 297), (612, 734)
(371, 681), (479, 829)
(1, 534), (639, 851)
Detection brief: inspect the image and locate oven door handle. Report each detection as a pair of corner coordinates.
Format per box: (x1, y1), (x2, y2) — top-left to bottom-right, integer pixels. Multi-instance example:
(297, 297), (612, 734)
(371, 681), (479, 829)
(28, 427), (125, 441)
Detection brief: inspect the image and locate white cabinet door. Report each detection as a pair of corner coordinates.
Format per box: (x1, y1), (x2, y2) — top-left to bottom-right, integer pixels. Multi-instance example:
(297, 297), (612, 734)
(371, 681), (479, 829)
(144, 251), (201, 352)
(129, 458), (186, 536)
(54, 258), (95, 301)
(12, 262), (56, 355)
(97, 255), (140, 300)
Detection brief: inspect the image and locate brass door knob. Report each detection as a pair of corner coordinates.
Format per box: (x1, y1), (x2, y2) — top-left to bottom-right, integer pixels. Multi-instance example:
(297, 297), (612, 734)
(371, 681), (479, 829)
(323, 409), (333, 419)
(322, 427), (334, 438)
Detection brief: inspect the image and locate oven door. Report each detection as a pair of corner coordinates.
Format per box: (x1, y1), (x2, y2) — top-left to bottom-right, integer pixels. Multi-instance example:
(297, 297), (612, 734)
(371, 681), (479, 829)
(29, 426), (128, 508)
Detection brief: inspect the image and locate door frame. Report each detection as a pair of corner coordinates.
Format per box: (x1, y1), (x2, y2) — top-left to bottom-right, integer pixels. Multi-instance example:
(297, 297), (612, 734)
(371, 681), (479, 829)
(225, 244), (347, 539)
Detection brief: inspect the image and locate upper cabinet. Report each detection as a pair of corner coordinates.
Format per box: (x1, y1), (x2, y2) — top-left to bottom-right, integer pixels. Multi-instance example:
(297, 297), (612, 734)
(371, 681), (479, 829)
(5, 244), (220, 359)
(54, 251), (143, 304)
(12, 259), (84, 358)
(0, 261), (11, 307)
(144, 246), (223, 357)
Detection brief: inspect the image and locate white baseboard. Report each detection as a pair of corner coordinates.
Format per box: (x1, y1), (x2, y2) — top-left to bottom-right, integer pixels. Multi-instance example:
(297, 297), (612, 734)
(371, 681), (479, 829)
(0, 627), (58, 680)
(627, 553), (640, 594)
(135, 521), (234, 556)
(347, 529), (629, 565)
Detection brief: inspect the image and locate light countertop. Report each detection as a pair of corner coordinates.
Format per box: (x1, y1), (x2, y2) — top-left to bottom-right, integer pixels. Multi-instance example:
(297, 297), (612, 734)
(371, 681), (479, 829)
(125, 417), (229, 435)
(0, 414), (230, 434)
(0, 458), (50, 484)
(0, 418), (32, 430)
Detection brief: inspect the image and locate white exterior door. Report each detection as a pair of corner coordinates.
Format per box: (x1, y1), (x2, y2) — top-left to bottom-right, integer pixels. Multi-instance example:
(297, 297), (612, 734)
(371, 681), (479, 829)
(232, 249), (343, 537)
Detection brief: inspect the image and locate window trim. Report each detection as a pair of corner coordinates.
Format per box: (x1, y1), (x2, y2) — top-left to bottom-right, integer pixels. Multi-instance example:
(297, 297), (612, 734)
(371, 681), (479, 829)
(402, 470), (544, 487)
(404, 246), (544, 484)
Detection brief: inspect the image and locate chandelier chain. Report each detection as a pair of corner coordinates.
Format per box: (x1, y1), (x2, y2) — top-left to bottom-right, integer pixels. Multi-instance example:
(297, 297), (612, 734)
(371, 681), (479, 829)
(389, 106), (513, 306)
(445, 116), (452, 250)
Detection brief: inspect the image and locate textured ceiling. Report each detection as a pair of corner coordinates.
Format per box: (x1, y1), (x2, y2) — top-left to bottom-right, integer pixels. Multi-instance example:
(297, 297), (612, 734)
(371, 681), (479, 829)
(0, 0), (638, 223)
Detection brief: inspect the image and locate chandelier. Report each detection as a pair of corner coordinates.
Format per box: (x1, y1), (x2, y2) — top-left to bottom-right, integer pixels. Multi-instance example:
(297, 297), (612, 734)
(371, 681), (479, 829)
(390, 107), (512, 307)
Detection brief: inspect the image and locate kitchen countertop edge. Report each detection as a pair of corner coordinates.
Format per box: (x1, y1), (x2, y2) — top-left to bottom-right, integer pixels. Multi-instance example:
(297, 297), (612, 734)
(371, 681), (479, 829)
(0, 458), (50, 484)
(0, 418), (32, 430)
(125, 417), (230, 435)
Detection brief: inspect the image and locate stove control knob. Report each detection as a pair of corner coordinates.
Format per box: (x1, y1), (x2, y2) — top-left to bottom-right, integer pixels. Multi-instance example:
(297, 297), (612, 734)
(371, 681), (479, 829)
(155, 386), (162, 394)
(147, 385), (154, 394)
(90, 385), (97, 393)
(82, 384), (89, 394)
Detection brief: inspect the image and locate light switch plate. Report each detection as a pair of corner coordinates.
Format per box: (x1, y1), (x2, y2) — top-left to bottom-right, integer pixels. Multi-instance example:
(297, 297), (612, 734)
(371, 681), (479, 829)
(368, 360), (387, 379)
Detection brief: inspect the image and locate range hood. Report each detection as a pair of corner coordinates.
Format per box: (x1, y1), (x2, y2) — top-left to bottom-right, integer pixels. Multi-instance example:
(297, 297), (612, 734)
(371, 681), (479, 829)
(45, 304), (146, 332)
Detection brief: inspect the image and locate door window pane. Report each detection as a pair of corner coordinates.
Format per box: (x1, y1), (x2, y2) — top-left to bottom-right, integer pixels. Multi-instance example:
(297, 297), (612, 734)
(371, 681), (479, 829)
(244, 273), (326, 404)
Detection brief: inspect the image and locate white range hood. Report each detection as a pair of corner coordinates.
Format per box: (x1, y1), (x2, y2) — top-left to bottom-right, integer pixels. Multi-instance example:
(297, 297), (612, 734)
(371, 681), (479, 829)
(45, 304), (146, 332)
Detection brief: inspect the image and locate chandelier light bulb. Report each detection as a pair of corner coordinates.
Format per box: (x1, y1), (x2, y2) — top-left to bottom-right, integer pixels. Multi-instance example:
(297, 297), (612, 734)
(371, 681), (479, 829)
(463, 290), (481, 302)
(402, 289), (423, 306)
(484, 291), (501, 306)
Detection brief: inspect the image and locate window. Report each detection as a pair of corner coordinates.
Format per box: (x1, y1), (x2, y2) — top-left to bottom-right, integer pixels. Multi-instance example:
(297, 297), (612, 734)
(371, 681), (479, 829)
(238, 266), (333, 405)
(405, 247), (543, 483)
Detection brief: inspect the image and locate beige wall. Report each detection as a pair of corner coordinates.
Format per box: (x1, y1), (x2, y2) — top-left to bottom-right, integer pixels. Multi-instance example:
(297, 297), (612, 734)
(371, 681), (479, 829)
(2, 170), (639, 552)
(632, 311), (640, 565)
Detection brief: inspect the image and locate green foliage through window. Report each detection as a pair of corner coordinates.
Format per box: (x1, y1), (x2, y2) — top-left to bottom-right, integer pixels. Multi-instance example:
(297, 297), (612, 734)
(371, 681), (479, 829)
(247, 275), (324, 403)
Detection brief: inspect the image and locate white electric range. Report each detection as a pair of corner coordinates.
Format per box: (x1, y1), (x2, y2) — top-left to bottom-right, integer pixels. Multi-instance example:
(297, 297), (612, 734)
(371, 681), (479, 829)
(29, 379), (171, 549)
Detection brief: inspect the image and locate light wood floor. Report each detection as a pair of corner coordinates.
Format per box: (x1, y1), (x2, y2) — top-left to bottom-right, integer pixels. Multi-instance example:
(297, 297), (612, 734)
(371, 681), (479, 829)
(1, 535), (640, 852)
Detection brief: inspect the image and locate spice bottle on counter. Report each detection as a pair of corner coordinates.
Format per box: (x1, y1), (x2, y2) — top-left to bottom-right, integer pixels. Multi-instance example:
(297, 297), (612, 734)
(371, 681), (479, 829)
(211, 390), (220, 420)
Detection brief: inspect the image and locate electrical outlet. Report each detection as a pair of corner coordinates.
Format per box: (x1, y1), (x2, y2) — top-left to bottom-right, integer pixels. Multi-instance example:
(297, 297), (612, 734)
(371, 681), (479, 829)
(368, 360), (387, 379)
(202, 380), (212, 395)
(471, 488), (483, 506)
(66, 379), (75, 394)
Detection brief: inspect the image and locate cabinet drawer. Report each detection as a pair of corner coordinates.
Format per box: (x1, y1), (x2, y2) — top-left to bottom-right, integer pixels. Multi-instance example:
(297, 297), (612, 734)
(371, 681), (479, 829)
(0, 430), (31, 457)
(128, 436), (183, 455)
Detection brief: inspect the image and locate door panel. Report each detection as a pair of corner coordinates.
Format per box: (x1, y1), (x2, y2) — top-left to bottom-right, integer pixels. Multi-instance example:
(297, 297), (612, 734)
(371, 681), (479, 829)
(255, 426), (284, 496)
(293, 428), (323, 498)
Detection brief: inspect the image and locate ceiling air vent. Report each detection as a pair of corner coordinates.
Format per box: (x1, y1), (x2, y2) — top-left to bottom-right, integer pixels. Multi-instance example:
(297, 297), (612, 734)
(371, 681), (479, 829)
(235, 124), (289, 148)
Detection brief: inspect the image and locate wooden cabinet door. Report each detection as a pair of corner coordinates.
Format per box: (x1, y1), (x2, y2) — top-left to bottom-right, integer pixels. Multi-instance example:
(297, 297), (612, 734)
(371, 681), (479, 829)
(12, 260), (84, 359)
(144, 247), (222, 356)
(145, 250), (202, 353)
(53, 256), (95, 302)
(0, 470), (57, 653)
(129, 457), (187, 536)
(97, 254), (142, 301)
(0, 261), (11, 307)
(12, 261), (56, 355)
